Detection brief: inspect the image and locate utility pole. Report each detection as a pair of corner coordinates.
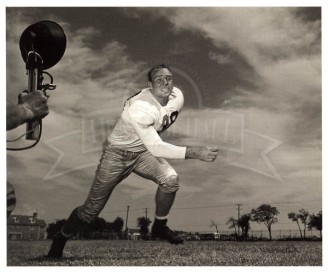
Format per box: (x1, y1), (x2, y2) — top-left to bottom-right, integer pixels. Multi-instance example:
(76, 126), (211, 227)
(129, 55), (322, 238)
(125, 205), (130, 238)
(145, 208), (148, 221)
(236, 204), (242, 237)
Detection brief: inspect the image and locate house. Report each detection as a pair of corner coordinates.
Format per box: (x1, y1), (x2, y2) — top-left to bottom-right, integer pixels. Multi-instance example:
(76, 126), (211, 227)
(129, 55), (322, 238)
(199, 232), (220, 240)
(7, 212), (47, 240)
(127, 228), (141, 240)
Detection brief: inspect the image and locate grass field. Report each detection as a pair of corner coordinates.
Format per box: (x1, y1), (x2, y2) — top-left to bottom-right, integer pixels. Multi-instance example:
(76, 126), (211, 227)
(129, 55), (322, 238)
(7, 240), (322, 266)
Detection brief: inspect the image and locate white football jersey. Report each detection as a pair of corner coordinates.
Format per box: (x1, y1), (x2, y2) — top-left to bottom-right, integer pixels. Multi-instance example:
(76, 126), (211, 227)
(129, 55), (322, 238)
(108, 87), (186, 159)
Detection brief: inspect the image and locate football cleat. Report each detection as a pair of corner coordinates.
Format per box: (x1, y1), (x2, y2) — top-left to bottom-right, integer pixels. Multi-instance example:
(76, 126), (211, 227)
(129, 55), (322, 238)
(151, 219), (184, 245)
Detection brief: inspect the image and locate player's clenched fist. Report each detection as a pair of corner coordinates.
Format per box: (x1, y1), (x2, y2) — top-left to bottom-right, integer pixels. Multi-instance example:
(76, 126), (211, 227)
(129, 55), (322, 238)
(185, 146), (219, 162)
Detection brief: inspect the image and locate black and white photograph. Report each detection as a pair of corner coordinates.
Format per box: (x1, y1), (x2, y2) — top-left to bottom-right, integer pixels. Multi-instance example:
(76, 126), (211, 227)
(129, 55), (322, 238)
(3, 2), (324, 269)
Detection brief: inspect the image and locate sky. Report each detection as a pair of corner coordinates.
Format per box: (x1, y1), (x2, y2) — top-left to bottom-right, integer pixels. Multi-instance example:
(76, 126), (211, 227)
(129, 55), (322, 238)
(4, 6), (322, 235)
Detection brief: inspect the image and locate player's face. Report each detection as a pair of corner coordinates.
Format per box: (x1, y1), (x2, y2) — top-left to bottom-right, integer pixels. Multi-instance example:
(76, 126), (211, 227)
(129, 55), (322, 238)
(149, 68), (174, 100)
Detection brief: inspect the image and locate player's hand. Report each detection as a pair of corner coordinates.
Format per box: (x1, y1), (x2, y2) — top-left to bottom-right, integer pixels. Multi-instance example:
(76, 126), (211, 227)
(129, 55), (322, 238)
(185, 146), (219, 162)
(18, 90), (49, 120)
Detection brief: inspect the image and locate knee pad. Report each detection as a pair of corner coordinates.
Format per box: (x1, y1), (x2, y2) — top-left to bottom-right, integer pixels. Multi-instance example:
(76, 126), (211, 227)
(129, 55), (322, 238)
(159, 174), (180, 193)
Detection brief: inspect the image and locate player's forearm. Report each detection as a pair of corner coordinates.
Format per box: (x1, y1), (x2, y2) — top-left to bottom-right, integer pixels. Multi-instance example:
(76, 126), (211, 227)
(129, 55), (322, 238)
(146, 141), (187, 159)
(131, 120), (187, 159)
(185, 146), (202, 159)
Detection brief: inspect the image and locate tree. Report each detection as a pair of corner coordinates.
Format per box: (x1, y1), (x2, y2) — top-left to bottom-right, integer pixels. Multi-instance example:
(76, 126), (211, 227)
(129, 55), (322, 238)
(298, 209), (309, 238)
(251, 204), (279, 241)
(226, 217), (238, 236)
(93, 217), (107, 231)
(47, 217), (124, 240)
(308, 211), (322, 239)
(112, 217), (124, 233)
(238, 214), (251, 240)
(288, 212), (303, 238)
(137, 216), (152, 238)
(288, 209), (310, 239)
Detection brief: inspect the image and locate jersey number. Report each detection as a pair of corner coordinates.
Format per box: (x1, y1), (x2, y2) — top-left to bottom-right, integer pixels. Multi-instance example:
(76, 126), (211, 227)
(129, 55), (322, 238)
(161, 111), (179, 132)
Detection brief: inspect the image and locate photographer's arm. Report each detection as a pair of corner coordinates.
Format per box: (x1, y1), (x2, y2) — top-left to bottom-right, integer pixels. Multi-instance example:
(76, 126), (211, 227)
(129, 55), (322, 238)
(7, 103), (32, 130)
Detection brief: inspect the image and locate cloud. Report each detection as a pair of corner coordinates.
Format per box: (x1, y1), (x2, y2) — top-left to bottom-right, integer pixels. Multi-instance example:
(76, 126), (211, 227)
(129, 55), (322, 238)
(49, 24), (148, 117)
(208, 51), (232, 65)
(154, 7), (321, 145)
(6, 8), (147, 117)
(154, 10), (322, 212)
(165, 8), (320, 63)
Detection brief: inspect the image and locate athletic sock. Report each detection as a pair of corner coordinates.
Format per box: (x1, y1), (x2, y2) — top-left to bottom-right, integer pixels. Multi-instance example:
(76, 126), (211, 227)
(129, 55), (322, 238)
(47, 207), (86, 258)
(47, 231), (68, 258)
(154, 214), (168, 220)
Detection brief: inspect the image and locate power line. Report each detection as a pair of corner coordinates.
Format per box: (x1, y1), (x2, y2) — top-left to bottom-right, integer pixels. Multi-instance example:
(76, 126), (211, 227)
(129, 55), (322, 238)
(46, 199), (322, 223)
(102, 208), (145, 214)
(93, 199), (322, 215)
(242, 199), (322, 206)
(172, 204), (235, 210)
(170, 199), (322, 210)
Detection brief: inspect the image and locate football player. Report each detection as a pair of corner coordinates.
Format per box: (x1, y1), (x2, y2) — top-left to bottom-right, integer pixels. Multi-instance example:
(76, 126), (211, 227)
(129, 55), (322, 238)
(47, 64), (218, 258)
